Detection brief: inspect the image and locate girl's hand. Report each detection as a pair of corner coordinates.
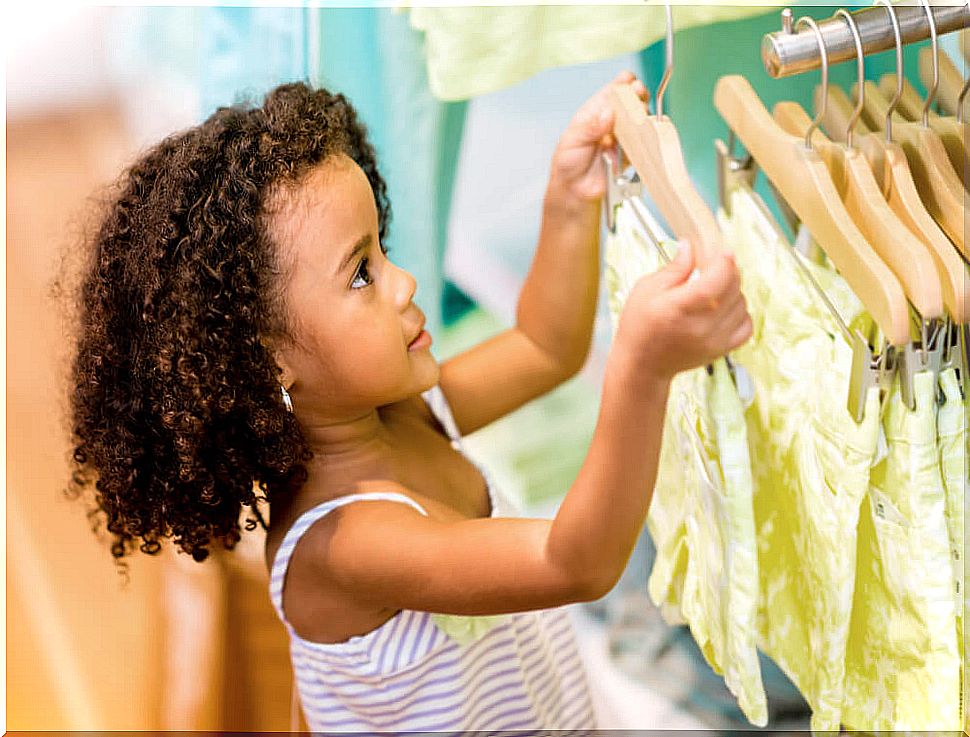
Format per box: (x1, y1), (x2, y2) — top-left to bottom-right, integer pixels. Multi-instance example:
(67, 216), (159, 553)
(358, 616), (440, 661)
(614, 241), (753, 384)
(549, 70), (649, 203)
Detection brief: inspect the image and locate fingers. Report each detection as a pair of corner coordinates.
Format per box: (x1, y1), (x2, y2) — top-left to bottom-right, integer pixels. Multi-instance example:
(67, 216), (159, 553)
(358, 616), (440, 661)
(630, 78), (649, 103)
(565, 72), (648, 150)
(669, 238), (695, 276)
(651, 239), (695, 289)
(588, 72), (648, 121)
(679, 251), (742, 315)
(721, 292), (750, 338)
(725, 306), (754, 350)
(710, 284), (752, 352)
(667, 249), (751, 355)
(610, 70), (647, 101)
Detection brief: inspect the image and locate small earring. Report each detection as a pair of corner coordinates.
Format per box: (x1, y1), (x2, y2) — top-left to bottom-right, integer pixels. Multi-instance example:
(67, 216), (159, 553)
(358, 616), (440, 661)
(280, 384), (294, 413)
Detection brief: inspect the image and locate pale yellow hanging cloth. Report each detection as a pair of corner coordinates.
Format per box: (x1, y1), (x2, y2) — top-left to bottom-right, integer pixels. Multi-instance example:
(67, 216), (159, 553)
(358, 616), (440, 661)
(841, 368), (961, 730)
(604, 198), (767, 727)
(407, 4), (772, 101)
(719, 186), (882, 732)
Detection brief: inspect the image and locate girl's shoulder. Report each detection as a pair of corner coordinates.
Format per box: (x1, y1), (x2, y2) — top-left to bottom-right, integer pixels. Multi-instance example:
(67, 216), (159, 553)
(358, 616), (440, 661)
(263, 479), (443, 575)
(262, 388), (476, 575)
(263, 477), (445, 645)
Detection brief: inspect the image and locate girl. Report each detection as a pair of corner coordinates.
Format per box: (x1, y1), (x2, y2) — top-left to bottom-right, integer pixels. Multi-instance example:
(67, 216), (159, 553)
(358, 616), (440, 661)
(66, 70), (751, 731)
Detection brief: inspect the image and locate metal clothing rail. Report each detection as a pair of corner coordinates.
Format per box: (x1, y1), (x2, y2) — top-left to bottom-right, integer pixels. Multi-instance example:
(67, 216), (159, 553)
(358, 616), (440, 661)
(762, 3), (969, 78)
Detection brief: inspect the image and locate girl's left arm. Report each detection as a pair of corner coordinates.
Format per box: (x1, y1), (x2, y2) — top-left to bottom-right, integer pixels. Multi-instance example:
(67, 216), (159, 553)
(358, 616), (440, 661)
(439, 71), (648, 436)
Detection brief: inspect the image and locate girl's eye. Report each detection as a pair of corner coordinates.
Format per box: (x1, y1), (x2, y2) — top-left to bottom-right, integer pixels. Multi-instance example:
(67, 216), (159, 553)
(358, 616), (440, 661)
(350, 257), (373, 289)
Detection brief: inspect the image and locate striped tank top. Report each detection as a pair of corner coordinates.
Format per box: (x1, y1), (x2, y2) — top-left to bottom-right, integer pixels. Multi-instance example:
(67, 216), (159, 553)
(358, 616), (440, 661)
(268, 384), (598, 732)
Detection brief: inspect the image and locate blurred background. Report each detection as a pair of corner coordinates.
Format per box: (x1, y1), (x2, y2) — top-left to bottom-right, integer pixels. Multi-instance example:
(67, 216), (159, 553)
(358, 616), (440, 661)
(6, 2), (965, 731)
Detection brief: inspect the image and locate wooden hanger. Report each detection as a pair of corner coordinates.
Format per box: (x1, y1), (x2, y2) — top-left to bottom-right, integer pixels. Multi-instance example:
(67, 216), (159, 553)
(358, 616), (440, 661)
(818, 84), (968, 323)
(920, 45), (965, 116)
(713, 75), (910, 345)
(608, 4), (721, 266)
(858, 79), (967, 257)
(878, 74), (968, 178)
(773, 100), (943, 320)
(609, 83), (721, 265)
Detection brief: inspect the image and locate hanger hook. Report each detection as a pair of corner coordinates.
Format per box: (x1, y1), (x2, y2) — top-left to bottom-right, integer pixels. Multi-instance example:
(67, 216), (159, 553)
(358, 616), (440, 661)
(655, 0), (674, 119)
(795, 15), (827, 151)
(917, 0), (939, 127)
(835, 9), (865, 149)
(959, 69), (970, 125)
(872, 0), (903, 142)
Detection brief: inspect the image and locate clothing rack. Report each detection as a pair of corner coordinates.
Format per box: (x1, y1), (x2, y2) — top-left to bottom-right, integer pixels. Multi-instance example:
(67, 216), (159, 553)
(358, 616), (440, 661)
(762, 3), (969, 78)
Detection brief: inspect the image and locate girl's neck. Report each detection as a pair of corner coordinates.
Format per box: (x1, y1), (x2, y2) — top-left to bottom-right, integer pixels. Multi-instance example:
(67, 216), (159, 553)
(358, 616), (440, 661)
(299, 406), (394, 463)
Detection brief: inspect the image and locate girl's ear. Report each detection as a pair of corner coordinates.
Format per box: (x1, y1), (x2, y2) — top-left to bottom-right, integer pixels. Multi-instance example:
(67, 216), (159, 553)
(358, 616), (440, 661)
(274, 352), (296, 391)
(261, 335), (296, 390)
(278, 363), (296, 391)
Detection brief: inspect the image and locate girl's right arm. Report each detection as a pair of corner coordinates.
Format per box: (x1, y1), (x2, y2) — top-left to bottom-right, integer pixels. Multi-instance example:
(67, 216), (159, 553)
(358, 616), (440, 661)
(302, 244), (751, 615)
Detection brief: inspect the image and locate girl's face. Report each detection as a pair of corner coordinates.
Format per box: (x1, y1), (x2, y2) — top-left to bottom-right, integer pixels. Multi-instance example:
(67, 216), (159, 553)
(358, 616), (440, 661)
(269, 154), (439, 419)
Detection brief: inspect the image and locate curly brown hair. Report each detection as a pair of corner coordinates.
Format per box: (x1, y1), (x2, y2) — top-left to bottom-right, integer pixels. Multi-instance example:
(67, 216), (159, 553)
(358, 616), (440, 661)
(60, 82), (392, 575)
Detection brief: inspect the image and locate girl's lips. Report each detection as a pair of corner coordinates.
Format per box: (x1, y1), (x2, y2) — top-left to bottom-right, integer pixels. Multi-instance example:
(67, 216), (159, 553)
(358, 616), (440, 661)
(408, 329), (432, 351)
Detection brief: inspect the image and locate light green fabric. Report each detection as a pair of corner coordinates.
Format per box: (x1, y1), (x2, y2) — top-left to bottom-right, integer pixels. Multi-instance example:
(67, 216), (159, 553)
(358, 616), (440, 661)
(841, 370), (961, 730)
(407, 4), (770, 102)
(431, 613), (508, 647)
(938, 367), (967, 676)
(964, 377), (970, 735)
(605, 199), (767, 727)
(719, 186), (882, 732)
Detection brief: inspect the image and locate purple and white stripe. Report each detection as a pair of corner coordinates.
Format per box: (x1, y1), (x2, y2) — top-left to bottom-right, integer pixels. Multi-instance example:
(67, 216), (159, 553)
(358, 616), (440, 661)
(267, 385), (597, 731)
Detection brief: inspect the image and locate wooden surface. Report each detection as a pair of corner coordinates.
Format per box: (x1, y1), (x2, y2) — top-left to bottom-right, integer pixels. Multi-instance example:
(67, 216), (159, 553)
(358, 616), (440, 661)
(879, 74), (969, 177)
(819, 84), (969, 325)
(7, 100), (297, 732)
(609, 82), (722, 264)
(713, 74), (910, 346)
(773, 99), (944, 321)
(857, 80), (967, 257)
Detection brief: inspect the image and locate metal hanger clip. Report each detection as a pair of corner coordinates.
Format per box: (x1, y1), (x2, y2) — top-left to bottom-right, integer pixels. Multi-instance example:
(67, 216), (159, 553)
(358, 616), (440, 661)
(603, 147), (642, 234)
(939, 319), (969, 399)
(898, 318), (947, 410)
(715, 134), (756, 217)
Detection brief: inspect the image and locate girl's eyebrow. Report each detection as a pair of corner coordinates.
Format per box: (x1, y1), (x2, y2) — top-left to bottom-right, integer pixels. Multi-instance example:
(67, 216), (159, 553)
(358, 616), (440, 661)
(334, 234), (372, 277)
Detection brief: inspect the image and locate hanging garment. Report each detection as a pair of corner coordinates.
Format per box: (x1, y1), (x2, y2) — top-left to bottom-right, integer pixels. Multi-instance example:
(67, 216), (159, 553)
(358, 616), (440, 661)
(948, 369), (966, 734)
(407, 4), (771, 102)
(938, 367), (967, 670)
(841, 369), (961, 730)
(604, 198), (767, 727)
(268, 384), (597, 732)
(718, 185), (883, 732)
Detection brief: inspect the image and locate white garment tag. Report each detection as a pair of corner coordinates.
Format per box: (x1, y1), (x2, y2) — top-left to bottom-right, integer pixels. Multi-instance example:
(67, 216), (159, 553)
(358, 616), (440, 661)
(794, 223), (813, 256)
(873, 424), (889, 467)
(733, 363), (756, 409)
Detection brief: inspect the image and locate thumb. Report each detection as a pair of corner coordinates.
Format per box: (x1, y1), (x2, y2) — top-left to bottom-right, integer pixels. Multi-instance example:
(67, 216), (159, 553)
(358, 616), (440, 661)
(580, 106), (614, 142)
(657, 239), (695, 286)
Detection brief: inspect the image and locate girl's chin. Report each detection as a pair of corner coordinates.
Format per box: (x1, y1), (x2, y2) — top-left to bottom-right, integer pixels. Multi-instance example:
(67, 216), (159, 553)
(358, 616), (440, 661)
(416, 358), (441, 387)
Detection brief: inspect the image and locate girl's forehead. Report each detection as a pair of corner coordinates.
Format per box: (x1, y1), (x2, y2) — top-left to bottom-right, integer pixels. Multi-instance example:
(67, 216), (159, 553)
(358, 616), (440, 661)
(287, 155), (371, 217)
(268, 155), (376, 260)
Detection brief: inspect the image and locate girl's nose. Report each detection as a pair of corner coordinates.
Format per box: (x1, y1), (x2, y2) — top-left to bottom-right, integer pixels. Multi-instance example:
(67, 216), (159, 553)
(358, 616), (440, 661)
(392, 261), (417, 308)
